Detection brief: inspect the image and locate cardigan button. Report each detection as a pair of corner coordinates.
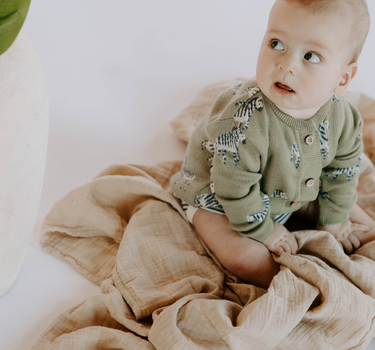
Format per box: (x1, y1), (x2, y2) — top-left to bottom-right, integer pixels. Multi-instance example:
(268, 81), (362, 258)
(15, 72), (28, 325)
(291, 201), (300, 207)
(305, 135), (314, 145)
(306, 178), (315, 187)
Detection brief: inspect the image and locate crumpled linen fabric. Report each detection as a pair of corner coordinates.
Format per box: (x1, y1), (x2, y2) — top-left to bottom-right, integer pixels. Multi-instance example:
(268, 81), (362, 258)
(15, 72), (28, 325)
(33, 82), (375, 350)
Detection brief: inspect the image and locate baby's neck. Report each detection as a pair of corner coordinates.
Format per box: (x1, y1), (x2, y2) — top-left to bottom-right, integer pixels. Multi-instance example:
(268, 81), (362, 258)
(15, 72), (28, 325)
(276, 104), (323, 120)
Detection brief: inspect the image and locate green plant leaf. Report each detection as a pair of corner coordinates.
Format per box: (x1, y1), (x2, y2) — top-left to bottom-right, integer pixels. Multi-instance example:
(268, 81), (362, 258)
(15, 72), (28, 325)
(0, 0), (31, 56)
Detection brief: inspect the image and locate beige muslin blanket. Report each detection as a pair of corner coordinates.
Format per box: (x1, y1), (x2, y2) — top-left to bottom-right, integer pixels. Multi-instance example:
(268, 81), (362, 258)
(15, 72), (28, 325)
(33, 80), (375, 350)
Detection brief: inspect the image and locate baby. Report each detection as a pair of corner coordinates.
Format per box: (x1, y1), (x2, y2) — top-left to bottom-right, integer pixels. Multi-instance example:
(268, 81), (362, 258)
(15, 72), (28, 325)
(171, 0), (374, 289)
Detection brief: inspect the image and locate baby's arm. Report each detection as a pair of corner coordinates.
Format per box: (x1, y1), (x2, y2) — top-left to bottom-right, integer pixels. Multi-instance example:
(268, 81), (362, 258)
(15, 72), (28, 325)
(318, 103), (363, 231)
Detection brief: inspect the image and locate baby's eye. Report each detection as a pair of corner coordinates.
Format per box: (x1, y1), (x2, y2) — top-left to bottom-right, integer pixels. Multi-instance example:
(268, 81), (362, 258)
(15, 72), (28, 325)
(270, 40), (284, 51)
(304, 52), (321, 63)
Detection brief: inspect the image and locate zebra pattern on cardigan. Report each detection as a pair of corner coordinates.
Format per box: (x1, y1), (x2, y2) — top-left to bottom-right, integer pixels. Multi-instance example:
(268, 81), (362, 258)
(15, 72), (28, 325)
(210, 181), (215, 196)
(319, 120), (330, 160)
(270, 190), (288, 200)
(201, 140), (215, 162)
(215, 126), (246, 165)
(324, 156), (362, 181)
(234, 96), (264, 130)
(246, 195), (270, 224)
(226, 83), (243, 95)
(240, 86), (260, 97)
(320, 192), (330, 199)
(174, 157), (195, 191)
(290, 143), (301, 169)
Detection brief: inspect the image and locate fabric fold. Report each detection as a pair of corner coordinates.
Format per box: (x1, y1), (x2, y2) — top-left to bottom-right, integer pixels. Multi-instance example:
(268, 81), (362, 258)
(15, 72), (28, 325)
(33, 87), (375, 350)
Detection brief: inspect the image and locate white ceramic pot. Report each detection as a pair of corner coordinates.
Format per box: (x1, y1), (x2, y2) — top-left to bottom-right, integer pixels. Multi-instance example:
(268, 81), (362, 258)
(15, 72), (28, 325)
(0, 32), (49, 297)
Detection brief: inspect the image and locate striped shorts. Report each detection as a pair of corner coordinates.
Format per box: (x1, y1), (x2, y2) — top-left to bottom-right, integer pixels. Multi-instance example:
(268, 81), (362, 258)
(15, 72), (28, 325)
(181, 201), (292, 226)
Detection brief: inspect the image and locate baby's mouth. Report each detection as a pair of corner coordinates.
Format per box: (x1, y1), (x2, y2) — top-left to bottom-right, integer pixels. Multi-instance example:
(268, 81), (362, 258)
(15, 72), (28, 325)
(275, 82), (295, 93)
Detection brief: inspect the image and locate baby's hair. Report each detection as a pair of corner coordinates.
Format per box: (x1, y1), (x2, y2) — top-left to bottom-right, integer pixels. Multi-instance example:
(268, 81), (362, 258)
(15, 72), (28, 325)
(283, 0), (370, 62)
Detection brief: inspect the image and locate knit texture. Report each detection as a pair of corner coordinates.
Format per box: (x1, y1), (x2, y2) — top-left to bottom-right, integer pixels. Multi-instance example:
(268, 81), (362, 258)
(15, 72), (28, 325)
(170, 78), (363, 242)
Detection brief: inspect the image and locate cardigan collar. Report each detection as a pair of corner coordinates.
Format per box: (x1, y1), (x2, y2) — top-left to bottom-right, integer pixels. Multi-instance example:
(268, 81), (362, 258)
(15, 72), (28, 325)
(263, 94), (333, 131)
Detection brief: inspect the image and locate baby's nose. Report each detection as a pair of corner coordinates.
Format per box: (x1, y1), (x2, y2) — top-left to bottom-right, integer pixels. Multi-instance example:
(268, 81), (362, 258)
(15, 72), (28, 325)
(277, 54), (297, 75)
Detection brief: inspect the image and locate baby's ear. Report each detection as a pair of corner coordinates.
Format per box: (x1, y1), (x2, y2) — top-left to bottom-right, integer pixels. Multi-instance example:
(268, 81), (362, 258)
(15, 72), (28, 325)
(333, 62), (358, 95)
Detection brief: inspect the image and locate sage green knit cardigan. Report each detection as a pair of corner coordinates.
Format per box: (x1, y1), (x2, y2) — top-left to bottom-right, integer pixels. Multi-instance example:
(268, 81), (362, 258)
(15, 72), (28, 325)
(171, 78), (363, 243)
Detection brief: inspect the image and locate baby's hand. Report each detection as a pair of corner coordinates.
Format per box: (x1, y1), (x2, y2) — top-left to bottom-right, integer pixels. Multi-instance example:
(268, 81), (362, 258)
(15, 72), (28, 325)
(317, 220), (370, 254)
(264, 221), (298, 255)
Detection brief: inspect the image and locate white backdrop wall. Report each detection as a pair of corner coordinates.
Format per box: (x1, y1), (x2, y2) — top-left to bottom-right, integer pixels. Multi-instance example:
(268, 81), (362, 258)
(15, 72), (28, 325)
(23, 0), (375, 232)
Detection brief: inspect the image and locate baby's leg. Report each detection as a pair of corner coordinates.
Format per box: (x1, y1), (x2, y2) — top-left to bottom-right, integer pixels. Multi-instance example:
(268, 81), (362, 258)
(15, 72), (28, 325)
(293, 200), (319, 222)
(350, 204), (375, 245)
(193, 209), (280, 289)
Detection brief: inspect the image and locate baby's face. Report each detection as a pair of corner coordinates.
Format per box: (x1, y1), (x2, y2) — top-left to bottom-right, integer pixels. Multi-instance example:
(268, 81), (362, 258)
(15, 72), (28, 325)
(256, 0), (354, 119)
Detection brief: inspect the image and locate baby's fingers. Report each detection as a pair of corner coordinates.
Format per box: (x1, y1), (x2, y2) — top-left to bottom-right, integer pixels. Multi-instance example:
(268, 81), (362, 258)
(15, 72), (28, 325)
(280, 241), (293, 254)
(281, 239), (298, 254)
(341, 238), (354, 255)
(351, 223), (370, 234)
(289, 236), (298, 254)
(271, 245), (284, 255)
(277, 237), (298, 255)
(270, 241), (291, 255)
(348, 233), (361, 251)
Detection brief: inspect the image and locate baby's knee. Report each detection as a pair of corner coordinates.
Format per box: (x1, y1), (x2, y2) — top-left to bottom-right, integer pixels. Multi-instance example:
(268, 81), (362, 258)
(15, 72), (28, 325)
(228, 245), (271, 274)
(223, 239), (279, 286)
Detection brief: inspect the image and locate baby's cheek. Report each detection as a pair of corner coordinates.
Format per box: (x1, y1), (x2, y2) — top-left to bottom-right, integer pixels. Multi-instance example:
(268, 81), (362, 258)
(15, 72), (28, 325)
(256, 63), (272, 93)
(256, 51), (272, 80)
(302, 77), (331, 105)
(255, 61), (266, 82)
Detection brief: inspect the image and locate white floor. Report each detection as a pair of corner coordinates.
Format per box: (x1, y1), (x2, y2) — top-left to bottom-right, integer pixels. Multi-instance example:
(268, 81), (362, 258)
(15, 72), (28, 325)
(1, 1), (375, 349)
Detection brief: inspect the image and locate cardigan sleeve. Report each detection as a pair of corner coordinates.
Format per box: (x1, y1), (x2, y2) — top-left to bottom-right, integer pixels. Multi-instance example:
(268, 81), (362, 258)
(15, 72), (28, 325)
(318, 107), (363, 225)
(210, 135), (274, 243)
